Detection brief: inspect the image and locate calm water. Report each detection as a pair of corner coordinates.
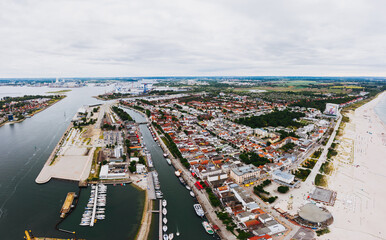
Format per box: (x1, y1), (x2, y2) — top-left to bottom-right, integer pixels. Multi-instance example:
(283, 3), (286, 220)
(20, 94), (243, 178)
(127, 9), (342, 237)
(374, 92), (386, 125)
(123, 109), (214, 240)
(0, 86), (145, 240)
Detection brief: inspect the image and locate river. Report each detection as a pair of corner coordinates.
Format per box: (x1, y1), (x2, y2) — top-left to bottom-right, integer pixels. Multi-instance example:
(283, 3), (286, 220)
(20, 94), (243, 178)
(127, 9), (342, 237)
(123, 108), (215, 240)
(0, 86), (145, 240)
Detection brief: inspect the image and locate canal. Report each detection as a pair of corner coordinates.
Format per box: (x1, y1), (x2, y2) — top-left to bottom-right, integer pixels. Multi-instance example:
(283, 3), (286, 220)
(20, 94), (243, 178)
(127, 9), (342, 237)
(123, 108), (214, 240)
(0, 86), (144, 240)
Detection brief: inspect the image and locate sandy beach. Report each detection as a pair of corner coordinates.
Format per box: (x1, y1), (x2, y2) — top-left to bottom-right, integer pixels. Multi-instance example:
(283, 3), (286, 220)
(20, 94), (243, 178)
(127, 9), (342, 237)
(322, 92), (386, 240)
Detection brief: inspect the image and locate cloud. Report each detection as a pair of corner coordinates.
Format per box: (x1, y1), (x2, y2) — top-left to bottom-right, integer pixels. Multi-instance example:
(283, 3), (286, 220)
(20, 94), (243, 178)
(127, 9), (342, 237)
(0, 0), (386, 77)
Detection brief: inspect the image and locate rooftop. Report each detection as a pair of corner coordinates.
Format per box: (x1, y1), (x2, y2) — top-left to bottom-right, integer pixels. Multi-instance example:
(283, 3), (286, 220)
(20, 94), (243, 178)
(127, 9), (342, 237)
(272, 170), (294, 180)
(310, 187), (335, 204)
(298, 203), (333, 223)
(231, 164), (259, 176)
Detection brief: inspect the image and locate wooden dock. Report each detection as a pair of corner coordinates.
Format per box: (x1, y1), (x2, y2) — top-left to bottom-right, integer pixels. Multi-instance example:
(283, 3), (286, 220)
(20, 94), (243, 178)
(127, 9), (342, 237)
(159, 199), (162, 240)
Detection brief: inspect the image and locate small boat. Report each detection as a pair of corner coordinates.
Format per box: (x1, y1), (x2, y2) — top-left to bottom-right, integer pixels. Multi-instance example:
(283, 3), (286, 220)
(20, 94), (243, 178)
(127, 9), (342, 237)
(162, 208), (167, 215)
(163, 153), (168, 157)
(166, 158), (171, 165)
(190, 191), (195, 197)
(175, 170), (181, 177)
(194, 204), (205, 217)
(156, 191), (163, 199)
(185, 185), (191, 191)
(163, 234), (169, 240)
(162, 199), (167, 207)
(202, 221), (214, 234)
(179, 177), (185, 185)
(163, 225), (168, 232)
(168, 233), (174, 239)
(163, 217), (167, 224)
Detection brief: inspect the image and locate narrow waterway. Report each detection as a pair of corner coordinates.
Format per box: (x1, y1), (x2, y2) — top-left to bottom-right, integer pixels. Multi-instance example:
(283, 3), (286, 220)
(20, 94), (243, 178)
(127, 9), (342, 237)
(0, 86), (144, 240)
(123, 108), (214, 240)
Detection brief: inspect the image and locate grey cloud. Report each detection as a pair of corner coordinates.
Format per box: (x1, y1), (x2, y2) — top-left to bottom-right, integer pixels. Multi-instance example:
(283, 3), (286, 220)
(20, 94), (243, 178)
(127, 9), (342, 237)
(0, 0), (386, 77)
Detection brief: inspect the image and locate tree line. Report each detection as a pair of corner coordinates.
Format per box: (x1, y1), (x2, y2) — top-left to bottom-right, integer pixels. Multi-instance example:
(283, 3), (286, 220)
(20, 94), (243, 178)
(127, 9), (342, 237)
(235, 110), (305, 128)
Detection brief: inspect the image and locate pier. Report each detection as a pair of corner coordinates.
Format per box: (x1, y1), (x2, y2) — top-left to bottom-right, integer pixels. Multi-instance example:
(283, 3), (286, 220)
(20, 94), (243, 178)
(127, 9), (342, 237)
(147, 172), (156, 200)
(90, 185), (98, 227)
(159, 200), (162, 240)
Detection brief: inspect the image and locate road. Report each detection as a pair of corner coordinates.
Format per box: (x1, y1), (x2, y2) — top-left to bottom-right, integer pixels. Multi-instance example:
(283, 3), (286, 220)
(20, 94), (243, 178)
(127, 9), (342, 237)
(304, 113), (341, 188)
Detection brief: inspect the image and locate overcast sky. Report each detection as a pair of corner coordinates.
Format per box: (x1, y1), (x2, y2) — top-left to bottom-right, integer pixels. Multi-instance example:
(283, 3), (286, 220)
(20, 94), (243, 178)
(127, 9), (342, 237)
(1, 0), (386, 78)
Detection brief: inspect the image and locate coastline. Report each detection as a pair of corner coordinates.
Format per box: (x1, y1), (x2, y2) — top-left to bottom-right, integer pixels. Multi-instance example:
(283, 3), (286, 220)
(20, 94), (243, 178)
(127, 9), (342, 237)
(0, 96), (65, 128)
(322, 91), (386, 239)
(134, 190), (152, 240)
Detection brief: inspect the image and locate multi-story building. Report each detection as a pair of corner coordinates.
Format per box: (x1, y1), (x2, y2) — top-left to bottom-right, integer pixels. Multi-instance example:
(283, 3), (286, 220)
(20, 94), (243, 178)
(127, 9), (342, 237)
(230, 164), (260, 184)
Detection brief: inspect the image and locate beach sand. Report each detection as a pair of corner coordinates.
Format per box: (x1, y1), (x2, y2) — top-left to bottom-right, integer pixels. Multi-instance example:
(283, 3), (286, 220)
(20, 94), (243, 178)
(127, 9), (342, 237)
(322, 92), (386, 240)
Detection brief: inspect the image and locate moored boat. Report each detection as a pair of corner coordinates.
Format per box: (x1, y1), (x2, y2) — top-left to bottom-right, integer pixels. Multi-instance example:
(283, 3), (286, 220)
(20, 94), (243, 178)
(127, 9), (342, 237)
(162, 207), (167, 215)
(189, 191), (195, 197)
(163, 234), (169, 240)
(162, 199), (167, 207)
(194, 204), (205, 217)
(202, 221), (214, 234)
(156, 190), (163, 199)
(163, 225), (168, 232)
(168, 233), (174, 239)
(163, 217), (167, 224)
(179, 177), (185, 185)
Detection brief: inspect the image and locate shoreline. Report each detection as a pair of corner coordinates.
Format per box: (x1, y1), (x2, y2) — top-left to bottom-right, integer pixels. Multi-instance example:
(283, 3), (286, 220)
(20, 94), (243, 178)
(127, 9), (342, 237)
(134, 190), (152, 240)
(0, 96), (65, 128)
(322, 91), (386, 239)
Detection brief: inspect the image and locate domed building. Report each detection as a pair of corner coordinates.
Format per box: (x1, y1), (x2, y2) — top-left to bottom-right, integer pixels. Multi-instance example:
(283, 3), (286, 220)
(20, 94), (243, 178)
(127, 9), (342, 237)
(295, 203), (333, 229)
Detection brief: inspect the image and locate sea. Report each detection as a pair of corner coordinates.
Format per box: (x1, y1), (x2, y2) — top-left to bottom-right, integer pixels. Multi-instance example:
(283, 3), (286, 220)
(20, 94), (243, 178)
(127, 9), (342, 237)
(374, 92), (386, 125)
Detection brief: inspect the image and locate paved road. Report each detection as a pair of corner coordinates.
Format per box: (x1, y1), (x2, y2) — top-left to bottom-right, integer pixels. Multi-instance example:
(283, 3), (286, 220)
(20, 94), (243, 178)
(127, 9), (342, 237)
(304, 112), (342, 188)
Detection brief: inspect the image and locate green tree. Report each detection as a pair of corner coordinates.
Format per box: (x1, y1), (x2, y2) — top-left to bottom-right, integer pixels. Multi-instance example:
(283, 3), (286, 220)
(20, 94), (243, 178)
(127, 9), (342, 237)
(277, 186), (289, 193)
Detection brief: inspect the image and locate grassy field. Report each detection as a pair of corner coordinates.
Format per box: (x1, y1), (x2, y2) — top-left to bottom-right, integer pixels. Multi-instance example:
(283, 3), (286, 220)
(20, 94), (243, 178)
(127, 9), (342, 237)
(46, 89), (72, 93)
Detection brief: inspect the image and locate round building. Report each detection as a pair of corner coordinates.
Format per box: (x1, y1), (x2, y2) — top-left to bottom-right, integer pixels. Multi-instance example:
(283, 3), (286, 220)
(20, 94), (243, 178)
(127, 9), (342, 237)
(296, 203), (333, 229)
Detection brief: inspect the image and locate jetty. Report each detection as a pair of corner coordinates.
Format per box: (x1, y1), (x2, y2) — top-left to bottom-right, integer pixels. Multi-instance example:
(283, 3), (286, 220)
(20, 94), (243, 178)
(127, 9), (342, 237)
(158, 200), (163, 240)
(90, 185), (98, 227)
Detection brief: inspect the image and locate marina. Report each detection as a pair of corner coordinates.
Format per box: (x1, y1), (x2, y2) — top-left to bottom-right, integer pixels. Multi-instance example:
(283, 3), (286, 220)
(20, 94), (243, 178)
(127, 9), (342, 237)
(79, 184), (107, 227)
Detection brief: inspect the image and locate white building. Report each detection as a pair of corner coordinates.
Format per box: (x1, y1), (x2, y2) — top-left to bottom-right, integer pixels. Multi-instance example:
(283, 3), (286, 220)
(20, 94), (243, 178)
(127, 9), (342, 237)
(230, 164), (260, 184)
(272, 170), (294, 184)
(136, 164), (147, 174)
(114, 145), (123, 158)
(99, 164), (126, 179)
